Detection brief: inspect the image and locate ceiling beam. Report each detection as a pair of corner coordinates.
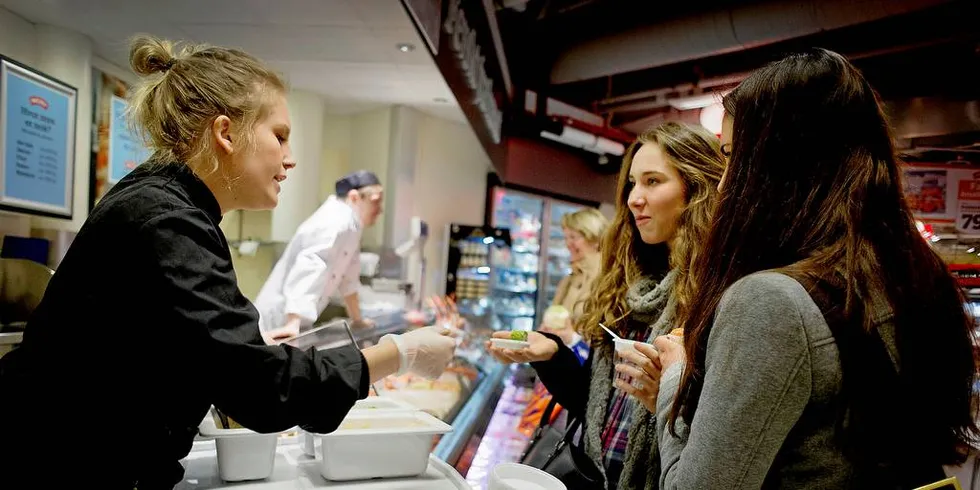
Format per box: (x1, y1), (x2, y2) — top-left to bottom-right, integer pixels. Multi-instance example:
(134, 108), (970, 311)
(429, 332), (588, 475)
(550, 0), (952, 84)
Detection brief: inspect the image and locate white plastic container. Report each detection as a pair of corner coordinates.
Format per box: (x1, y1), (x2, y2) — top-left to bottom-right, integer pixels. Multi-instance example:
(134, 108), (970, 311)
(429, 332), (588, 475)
(197, 408), (282, 482)
(489, 463), (567, 490)
(300, 396), (420, 457)
(350, 396), (418, 412)
(316, 411), (453, 481)
(490, 338), (530, 350)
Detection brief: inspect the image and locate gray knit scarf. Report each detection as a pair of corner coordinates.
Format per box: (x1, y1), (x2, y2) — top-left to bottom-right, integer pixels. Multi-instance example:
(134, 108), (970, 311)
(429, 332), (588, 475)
(583, 269), (677, 490)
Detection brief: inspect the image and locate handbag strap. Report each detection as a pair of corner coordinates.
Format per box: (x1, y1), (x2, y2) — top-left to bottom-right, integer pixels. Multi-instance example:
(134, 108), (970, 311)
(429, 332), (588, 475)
(540, 396), (559, 428)
(542, 415), (585, 468)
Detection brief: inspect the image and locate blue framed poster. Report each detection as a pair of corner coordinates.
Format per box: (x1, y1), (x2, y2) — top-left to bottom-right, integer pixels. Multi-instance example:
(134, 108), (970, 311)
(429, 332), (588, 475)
(0, 55), (77, 219)
(108, 95), (147, 184)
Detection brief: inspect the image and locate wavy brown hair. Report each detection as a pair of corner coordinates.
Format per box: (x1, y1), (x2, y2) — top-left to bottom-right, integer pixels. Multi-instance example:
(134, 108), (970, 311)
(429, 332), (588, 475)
(671, 49), (978, 475)
(580, 122), (725, 341)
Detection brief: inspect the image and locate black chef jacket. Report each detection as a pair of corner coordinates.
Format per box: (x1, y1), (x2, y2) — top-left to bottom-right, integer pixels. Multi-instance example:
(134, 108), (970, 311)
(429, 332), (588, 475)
(0, 162), (369, 489)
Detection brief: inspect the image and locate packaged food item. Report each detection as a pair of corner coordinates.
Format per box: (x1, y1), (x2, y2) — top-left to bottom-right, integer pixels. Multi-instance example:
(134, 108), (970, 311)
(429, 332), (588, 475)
(509, 330), (529, 341)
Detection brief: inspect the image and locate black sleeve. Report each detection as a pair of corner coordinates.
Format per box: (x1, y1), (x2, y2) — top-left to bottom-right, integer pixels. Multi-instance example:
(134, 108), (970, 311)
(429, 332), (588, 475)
(531, 332), (593, 419)
(143, 208), (369, 434)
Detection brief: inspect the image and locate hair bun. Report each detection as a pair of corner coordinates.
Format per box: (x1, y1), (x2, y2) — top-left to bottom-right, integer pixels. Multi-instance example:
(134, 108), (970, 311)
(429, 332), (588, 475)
(129, 35), (177, 76)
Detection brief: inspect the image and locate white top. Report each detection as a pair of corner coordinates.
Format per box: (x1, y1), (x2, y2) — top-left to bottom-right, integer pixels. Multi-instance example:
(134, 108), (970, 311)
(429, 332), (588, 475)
(254, 196), (363, 333)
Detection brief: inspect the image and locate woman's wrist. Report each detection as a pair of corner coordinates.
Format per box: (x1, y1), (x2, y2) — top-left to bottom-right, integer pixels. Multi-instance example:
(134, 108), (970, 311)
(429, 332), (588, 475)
(362, 340), (400, 383)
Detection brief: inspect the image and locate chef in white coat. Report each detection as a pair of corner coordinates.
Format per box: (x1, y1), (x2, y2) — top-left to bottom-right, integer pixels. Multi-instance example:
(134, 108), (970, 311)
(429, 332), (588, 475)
(256, 170), (383, 343)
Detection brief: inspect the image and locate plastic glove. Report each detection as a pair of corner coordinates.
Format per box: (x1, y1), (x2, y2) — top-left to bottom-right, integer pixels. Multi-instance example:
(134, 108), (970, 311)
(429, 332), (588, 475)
(381, 326), (457, 379)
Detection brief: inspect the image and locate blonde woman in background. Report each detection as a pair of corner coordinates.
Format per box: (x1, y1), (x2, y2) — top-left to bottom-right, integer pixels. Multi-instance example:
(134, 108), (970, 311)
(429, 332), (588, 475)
(490, 122), (725, 489)
(542, 208), (609, 360)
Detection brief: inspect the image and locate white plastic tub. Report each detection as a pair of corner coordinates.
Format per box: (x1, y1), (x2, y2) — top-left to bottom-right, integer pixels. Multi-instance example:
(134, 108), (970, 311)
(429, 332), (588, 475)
(300, 396), (421, 457)
(197, 408), (282, 482)
(316, 411), (453, 481)
(350, 396), (419, 412)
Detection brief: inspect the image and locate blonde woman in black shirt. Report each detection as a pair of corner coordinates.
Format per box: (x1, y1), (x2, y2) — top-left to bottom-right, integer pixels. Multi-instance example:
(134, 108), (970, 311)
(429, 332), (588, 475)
(0, 36), (456, 489)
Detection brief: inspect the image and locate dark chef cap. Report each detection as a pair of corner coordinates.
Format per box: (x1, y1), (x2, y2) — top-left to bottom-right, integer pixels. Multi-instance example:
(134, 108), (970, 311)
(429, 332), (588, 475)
(335, 170), (381, 196)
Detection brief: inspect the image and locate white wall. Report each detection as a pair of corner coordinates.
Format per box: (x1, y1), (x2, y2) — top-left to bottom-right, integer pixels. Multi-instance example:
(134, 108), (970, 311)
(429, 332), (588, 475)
(414, 114), (491, 298)
(0, 7), (36, 63)
(349, 107), (392, 250)
(319, 113), (352, 203)
(271, 90), (324, 242)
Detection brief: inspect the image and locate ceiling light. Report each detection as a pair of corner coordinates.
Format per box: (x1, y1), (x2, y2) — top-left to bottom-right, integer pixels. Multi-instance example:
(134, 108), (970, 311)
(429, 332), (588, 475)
(396, 43), (416, 53)
(668, 91), (730, 111)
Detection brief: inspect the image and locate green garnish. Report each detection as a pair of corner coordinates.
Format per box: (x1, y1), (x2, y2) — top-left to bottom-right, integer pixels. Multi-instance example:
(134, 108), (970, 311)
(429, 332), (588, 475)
(509, 330), (528, 341)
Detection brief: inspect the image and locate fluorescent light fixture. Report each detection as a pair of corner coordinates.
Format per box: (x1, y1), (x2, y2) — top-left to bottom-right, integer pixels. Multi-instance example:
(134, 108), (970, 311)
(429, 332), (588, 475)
(396, 43), (416, 53)
(539, 125), (625, 156)
(593, 137), (625, 156)
(668, 91), (729, 111)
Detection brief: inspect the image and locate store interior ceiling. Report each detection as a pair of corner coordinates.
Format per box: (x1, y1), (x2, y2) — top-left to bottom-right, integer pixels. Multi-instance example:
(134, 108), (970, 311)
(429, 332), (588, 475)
(496, 0), (980, 165)
(0, 0), (467, 122)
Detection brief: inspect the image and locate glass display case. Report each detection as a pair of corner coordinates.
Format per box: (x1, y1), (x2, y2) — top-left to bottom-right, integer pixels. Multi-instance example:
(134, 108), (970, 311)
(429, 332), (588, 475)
(488, 186), (595, 329)
(282, 310), (509, 471)
(540, 200), (587, 313)
(443, 224), (513, 333)
(489, 189), (544, 332)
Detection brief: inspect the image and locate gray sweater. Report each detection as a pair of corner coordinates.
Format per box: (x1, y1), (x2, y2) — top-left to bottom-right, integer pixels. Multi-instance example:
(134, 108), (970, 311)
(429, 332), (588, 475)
(656, 272), (897, 489)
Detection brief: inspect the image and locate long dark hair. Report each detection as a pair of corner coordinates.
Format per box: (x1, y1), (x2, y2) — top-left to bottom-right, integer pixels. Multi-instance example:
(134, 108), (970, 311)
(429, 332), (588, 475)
(672, 48), (978, 469)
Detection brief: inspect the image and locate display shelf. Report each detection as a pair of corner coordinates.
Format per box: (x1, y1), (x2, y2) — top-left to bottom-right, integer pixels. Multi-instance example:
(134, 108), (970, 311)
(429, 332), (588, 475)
(463, 370), (536, 489)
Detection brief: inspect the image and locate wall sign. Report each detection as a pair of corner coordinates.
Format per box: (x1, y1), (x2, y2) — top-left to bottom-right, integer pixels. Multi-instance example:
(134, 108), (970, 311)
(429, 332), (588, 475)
(108, 95), (148, 183)
(0, 56), (77, 219)
(904, 164), (980, 235)
(443, 0), (503, 145)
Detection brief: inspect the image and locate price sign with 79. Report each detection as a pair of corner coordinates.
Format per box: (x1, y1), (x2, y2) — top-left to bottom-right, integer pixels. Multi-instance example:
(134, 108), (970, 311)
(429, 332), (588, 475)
(962, 213), (980, 231)
(959, 200), (980, 233)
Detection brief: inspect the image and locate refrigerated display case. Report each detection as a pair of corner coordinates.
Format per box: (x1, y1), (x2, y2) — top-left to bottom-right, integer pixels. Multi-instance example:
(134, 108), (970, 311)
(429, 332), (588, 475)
(540, 200), (587, 314)
(489, 189), (543, 333)
(443, 224), (513, 334)
(488, 186), (595, 330)
(279, 311), (509, 472)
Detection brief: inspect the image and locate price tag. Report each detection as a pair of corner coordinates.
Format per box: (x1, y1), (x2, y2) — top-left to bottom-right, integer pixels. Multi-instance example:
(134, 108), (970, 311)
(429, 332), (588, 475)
(957, 179), (980, 234)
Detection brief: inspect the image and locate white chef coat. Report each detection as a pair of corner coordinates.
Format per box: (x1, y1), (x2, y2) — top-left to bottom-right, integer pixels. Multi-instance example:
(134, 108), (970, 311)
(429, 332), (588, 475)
(254, 195), (363, 333)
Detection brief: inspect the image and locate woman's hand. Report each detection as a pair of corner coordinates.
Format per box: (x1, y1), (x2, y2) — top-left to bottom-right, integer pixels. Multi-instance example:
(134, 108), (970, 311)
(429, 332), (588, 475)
(486, 331), (559, 364)
(614, 343), (662, 413)
(654, 335), (686, 372)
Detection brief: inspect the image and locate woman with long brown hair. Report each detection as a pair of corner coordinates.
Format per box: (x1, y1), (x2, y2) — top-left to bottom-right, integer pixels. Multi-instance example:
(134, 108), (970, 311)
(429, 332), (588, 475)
(652, 48), (978, 488)
(488, 121), (725, 489)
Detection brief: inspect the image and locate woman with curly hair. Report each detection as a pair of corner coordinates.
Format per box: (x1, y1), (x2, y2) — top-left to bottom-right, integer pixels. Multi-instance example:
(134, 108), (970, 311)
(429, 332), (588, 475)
(489, 121), (725, 489)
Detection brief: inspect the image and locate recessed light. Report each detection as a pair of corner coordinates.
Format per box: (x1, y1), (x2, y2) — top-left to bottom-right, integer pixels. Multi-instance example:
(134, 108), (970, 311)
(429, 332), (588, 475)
(396, 43), (416, 53)
(433, 97), (449, 103)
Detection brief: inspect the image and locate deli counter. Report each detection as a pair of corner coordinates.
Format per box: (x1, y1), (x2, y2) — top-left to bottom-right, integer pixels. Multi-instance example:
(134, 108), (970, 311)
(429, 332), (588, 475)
(172, 309), (513, 489)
